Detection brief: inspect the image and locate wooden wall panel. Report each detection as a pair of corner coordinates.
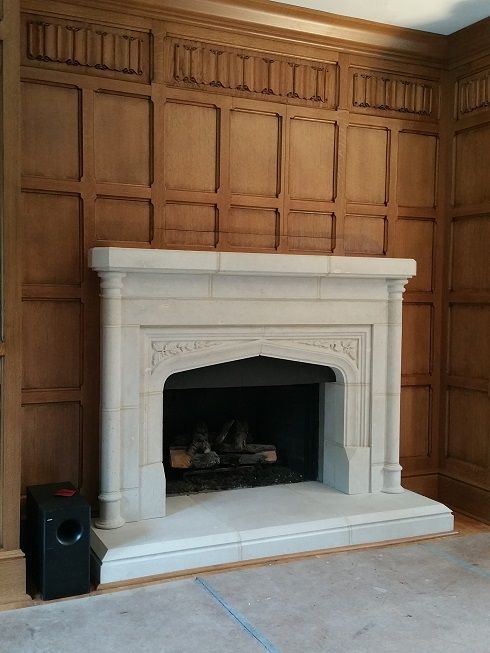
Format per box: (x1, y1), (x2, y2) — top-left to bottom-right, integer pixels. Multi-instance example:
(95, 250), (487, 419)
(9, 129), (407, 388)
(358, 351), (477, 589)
(165, 203), (217, 248)
(287, 211), (334, 252)
(454, 124), (490, 206)
(449, 305), (489, 380)
(94, 91), (152, 185)
(400, 386), (431, 458)
(402, 304), (432, 376)
(447, 388), (488, 467)
(289, 117), (336, 202)
(451, 216), (490, 291)
(227, 207), (278, 249)
(21, 80), (81, 180)
(95, 197), (152, 243)
(396, 218), (434, 292)
(21, 402), (81, 492)
(22, 300), (81, 390)
(397, 132), (437, 208)
(344, 214), (386, 255)
(230, 109), (280, 197)
(164, 100), (219, 192)
(345, 126), (388, 205)
(22, 191), (81, 285)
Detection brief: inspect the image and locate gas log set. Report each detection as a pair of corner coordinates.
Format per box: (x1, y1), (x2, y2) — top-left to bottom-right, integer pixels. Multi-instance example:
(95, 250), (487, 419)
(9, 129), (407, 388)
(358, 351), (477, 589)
(166, 419), (303, 495)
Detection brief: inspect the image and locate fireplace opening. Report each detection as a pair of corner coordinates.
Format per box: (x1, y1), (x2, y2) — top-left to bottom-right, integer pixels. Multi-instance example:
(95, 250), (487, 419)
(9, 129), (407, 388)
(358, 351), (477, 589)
(163, 356), (335, 495)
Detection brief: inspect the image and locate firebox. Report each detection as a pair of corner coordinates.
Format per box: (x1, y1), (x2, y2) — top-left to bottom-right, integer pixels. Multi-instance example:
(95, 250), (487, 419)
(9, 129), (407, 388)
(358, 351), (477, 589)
(163, 357), (336, 494)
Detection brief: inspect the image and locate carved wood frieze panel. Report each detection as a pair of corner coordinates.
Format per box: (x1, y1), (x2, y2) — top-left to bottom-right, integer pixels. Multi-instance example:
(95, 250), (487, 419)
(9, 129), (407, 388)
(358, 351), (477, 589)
(350, 68), (438, 119)
(164, 36), (338, 108)
(21, 14), (150, 83)
(457, 69), (490, 118)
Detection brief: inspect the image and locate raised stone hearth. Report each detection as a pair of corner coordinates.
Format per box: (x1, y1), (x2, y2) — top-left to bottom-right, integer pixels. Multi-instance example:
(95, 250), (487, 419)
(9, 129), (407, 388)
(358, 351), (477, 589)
(89, 248), (453, 584)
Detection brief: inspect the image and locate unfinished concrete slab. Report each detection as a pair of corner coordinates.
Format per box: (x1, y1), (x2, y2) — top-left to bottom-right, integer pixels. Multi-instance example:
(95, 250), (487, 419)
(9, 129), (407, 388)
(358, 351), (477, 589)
(1, 532), (489, 653)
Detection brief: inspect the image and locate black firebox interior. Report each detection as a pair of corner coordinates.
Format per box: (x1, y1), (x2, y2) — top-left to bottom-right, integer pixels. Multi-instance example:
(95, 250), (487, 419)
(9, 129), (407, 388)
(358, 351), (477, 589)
(163, 356), (335, 495)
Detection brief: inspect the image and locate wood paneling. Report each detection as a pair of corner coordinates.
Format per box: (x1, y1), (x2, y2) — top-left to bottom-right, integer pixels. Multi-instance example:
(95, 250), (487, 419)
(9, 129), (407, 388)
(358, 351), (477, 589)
(22, 300), (81, 390)
(21, 402), (81, 492)
(164, 100), (218, 192)
(451, 216), (490, 291)
(22, 191), (81, 285)
(397, 131), (438, 208)
(94, 91), (152, 185)
(346, 126), (388, 205)
(449, 305), (489, 380)
(95, 197), (153, 243)
(447, 388), (488, 467)
(396, 218), (434, 292)
(165, 203), (217, 248)
(402, 304), (432, 375)
(21, 80), (81, 180)
(344, 214), (386, 255)
(454, 124), (490, 206)
(230, 109), (280, 197)
(289, 116), (336, 202)
(227, 207), (278, 249)
(287, 211), (334, 252)
(400, 386), (431, 458)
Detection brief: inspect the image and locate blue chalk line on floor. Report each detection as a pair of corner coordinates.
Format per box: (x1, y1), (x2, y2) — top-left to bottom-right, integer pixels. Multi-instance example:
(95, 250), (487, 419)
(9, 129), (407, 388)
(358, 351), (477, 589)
(422, 542), (490, 580)
(195, 576), (285, 653)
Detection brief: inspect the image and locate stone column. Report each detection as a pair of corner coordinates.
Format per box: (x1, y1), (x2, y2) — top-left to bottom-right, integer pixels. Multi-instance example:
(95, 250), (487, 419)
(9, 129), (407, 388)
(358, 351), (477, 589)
(95, 271), (126, 528)
(382, 279), (407, 493)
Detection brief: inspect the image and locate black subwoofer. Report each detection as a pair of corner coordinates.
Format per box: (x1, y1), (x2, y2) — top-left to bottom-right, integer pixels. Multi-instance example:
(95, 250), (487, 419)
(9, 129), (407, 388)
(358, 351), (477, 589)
(25, 482), (91, 600)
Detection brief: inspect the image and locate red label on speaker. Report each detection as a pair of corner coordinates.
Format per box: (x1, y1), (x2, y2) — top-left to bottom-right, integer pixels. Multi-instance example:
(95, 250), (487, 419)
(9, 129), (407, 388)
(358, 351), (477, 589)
(54, 488), (77, 497)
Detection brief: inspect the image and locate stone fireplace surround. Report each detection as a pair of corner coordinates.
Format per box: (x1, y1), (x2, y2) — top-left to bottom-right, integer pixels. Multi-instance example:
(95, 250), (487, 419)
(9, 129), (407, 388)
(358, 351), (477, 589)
(89, 248), (453, 584)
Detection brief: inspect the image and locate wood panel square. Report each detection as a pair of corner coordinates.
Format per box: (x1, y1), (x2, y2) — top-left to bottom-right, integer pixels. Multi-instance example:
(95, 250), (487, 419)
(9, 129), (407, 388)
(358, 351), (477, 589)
(22, 402), (81, 493)
(95, 197), (153, 243)
(165, 203), (217, 248)
(449, 305), (490, 380)
(95, 91), (151, 185)
(447, 388), (488, 467)
(22, 192), (81, 285)
(452, 216), (490, 291)
(289, 117), (336, 201)
(227, 207), (278, 249)
(230, 110), (280, 197)
(397, 132), (437, 208)
(287, 211), (334, 252)
(22, 81), (81, 180)
(400, 386), (431, 458)
(22, 300), (82, 390)
(402, 303), (432, 375)
(346, 126), (388, 204)
(395, 218), (434, 292)
(454, 124), (490, 206)
(164, 101), (219, 192)
(344, 214), (386, 255)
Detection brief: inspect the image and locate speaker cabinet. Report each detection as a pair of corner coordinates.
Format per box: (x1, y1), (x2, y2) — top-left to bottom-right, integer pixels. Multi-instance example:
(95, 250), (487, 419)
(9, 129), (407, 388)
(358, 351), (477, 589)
(26, 482), (91, 600)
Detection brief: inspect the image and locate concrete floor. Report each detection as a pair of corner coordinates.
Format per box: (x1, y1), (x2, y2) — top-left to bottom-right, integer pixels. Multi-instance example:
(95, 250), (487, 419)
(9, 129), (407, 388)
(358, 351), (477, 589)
(1, 532), (489, 653)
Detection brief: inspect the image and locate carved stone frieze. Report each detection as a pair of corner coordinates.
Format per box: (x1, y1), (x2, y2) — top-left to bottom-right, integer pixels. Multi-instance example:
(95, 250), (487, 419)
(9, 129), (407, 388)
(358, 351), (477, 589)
(287, 339), (359, 366)
(164, 36), (338, 108)
(22, 14), (150, 82)
(457, 70), (490, 118)
(151, 340), (224, 370)
(351, 68), (437, 118)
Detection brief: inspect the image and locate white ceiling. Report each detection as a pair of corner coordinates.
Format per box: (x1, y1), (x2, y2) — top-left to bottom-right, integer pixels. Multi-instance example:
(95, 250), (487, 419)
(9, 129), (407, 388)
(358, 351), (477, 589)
(269, 0), (490, 35)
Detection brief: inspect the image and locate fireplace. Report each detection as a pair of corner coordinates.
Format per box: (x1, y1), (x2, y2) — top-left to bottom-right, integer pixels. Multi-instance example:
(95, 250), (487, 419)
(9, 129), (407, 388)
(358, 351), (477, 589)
(163, 357), (335, 494)
(89, 248), (453, 584)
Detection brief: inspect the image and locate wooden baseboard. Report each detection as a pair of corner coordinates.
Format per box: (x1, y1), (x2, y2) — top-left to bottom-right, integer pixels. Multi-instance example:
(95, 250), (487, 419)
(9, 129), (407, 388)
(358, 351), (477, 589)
(439, 475), (490, 524)
(0, 550), (30, 609)
(402, 473), (439, 500)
